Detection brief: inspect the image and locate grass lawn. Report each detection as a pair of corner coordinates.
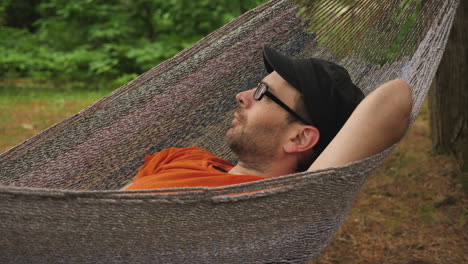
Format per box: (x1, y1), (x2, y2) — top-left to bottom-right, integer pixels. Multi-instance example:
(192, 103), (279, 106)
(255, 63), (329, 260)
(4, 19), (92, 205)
(0, 80), (113, 152)
(0, 81), (466, 263)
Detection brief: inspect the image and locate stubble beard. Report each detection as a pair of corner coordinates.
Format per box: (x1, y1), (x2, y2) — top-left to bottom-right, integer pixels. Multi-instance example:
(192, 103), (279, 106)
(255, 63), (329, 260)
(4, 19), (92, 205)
(224, 109), (285, 172)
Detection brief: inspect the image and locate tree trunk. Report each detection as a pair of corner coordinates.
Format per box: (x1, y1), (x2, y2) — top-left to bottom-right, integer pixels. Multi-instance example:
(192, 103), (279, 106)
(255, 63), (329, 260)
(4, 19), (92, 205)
(429, 0), (467, 171)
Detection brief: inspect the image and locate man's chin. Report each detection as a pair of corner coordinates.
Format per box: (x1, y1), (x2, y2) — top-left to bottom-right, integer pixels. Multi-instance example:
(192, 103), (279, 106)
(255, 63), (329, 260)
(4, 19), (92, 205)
(225, 124), (239, 136)
(224, 127), (241, 147)
(224, 129), (234, 143)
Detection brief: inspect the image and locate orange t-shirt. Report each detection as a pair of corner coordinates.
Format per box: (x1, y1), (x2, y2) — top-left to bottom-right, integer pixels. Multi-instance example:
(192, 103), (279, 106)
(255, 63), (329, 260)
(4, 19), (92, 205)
(126, 147), (266, 190)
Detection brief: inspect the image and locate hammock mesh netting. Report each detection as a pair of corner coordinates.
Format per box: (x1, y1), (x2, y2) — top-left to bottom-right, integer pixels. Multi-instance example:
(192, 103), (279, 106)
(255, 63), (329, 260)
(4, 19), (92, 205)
(0, 0), (460, 263)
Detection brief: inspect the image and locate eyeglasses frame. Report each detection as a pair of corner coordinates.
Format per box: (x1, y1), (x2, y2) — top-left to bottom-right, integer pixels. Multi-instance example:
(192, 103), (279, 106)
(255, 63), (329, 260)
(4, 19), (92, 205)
(253, 82), (310, 125)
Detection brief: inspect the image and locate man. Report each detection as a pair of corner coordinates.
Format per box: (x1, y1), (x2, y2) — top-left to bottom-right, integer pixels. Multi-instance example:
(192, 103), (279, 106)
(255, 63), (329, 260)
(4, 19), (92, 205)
(124, 46), (412, 190)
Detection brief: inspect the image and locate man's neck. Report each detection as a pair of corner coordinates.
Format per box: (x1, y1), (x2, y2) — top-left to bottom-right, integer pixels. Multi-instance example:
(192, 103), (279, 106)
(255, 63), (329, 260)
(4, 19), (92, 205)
(228, 158), (296, 178)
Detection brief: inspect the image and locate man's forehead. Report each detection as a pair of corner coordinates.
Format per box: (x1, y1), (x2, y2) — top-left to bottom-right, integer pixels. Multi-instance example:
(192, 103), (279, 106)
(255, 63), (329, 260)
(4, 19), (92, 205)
(263, 71), (298, 96)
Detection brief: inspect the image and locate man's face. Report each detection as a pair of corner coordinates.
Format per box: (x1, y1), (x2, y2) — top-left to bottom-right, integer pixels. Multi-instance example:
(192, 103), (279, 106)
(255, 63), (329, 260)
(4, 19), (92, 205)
(225, 71), (302, 165)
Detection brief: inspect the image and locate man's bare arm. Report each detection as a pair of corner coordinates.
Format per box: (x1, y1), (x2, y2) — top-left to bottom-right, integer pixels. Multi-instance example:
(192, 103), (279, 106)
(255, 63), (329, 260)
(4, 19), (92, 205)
(308, 79), (412, 171)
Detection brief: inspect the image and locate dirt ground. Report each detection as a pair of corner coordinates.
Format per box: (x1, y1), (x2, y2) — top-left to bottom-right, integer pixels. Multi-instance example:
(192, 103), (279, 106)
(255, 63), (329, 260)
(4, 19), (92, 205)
(310, 106), (467, 263)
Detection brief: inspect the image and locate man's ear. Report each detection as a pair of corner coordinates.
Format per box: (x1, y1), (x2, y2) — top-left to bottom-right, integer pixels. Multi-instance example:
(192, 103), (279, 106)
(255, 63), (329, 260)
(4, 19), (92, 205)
(283, 125), (320, 153)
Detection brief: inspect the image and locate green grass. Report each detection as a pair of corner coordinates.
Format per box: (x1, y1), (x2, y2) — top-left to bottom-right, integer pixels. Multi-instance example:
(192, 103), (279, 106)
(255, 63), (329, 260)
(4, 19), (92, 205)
(0, 81), (113, 102)
(0, 82), (114, 152)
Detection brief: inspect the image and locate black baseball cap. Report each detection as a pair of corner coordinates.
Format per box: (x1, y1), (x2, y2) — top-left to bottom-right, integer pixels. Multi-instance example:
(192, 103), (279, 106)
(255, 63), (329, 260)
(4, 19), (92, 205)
(262, 45), (364, 156)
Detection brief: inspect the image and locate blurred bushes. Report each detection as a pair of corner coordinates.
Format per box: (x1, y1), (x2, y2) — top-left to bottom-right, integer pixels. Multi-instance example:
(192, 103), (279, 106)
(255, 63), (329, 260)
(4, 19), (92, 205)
(0, 0), (266, 89)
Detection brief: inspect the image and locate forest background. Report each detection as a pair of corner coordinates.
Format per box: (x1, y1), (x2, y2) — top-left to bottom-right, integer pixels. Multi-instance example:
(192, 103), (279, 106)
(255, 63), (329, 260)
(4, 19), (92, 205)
(1, 0), (266, 88)
(0, 0), (466, 263)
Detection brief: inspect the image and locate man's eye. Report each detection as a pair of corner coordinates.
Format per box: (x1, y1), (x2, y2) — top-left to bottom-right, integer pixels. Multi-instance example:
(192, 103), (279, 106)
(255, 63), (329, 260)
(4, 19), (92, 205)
(263, 96), (273, 104)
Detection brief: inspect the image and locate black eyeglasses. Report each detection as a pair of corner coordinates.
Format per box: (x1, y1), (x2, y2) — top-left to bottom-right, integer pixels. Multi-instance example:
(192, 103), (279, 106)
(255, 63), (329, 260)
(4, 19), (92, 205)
(253, 82), (310, 125)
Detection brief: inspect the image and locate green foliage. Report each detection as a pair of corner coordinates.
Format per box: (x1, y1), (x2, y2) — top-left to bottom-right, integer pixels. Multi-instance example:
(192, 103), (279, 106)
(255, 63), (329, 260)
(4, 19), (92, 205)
(0, 0), (267, 89)
(1, 0), (42, 32)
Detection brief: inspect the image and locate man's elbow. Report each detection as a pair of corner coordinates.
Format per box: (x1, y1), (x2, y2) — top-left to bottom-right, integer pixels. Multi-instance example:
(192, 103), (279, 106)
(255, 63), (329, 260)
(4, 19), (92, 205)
(383, 79), (413, 141)
(393, 79), (412, 123)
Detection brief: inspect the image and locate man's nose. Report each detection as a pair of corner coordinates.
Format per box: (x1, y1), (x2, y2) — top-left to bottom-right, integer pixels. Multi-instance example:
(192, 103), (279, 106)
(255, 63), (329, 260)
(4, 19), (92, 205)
(236, 89), (254, 108)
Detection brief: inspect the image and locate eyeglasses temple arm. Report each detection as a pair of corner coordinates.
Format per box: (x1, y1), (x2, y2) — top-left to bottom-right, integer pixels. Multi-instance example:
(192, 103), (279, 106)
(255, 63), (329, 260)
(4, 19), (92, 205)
(264, 91), (310, 125)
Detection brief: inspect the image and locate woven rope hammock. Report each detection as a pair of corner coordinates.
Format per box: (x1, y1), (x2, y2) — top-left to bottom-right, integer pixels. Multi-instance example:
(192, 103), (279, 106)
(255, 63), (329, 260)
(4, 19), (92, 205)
(0, 0), (460, 263)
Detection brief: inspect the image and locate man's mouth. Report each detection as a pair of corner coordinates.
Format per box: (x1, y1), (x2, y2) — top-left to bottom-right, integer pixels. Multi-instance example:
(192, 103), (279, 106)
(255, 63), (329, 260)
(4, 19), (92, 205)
(231, 106), (246, 126)
(233, 109), (245, 124)
(233, 113), (241, 125)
